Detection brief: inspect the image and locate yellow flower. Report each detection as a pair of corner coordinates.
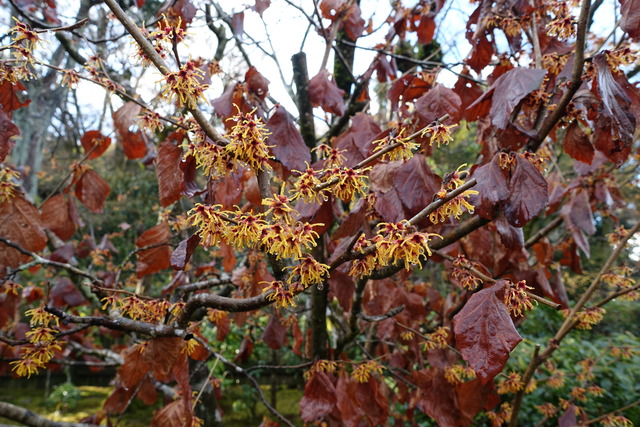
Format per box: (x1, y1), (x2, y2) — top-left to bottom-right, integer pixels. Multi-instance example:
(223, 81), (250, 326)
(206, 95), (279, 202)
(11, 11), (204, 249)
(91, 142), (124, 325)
(188, 204), (228, 247)
(25, 306), (59, 328)
(504, 280), (535, 317)
(160, 60), (209, 109)
(225, 109), (273, 171)
(262, 194), (296, 223)
(261, 281), (295, 308)
(423, 326), (450, 351)
(330, 167), (369, 202)
(10, 357), (45, 379)
(225, 211), (266, 249)
(423, 123), (456, 147)
(0, 167), (20, 203)
(292, 165), (325, 203)
(497, 372), (525, 394)
(372, 128), (419, 161)
(444, 364), (476, 385)
(286, 256), (330, 287)
(25, 328), (58, 344)
(351, 360), (385, 383)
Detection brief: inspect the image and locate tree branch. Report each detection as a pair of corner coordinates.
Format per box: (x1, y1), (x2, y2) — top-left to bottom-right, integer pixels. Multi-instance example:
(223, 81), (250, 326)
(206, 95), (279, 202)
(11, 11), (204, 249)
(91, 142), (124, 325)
(0, 401), (97, 427)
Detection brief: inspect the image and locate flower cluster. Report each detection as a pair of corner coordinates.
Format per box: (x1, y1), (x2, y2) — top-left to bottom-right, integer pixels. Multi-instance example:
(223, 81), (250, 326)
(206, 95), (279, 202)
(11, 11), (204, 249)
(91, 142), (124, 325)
(429, 164), (477, 223)
(102, 295), (171, 323)
(137, 110), (165, 133)
(422, 326), (450, 351)
(0, 166), (20, 202)
(375, 220), (440, 269)
(261, 281), (295, 308)
(161, 60), (208, 109)
(572, 306), (606, 330)
(225, 109), (273, 171)
(225, 211), (266, 250)
(10, 306), (63, 378)
(487, 402), (512, 427)
(351, 360), (385, 383)
(602, 267), (637, 301)
(504, 280), (535, 317)
(188, 204), (228, 247)
(422, 123), (456, 147)
(186, 140), (234, 178)
(328, 167), (369, 202)
(451, 255), (483, 290)
(606, 226), (629, 246)
(149, 15), (187, 49)
(314, 144), (346, 167)
(444, 364), (476, 385)
(292, 165), (324, 203)
(546, 3), (576, 39)
(372, 127), (419, 161)
(286, 256), (329, 287)
(497, 371), (525, 394)
(9, 19), (43, 61)
(304, 359), (338, 380)
(542, 52), (570, 75)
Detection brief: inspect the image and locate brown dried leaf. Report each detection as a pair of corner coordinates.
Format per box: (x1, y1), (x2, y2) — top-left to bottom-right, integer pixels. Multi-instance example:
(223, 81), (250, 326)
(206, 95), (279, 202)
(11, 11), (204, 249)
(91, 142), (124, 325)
(0, 110), (19, 162)
(300, 371), (337, 422)
(80, 130), (111, 159)
(266, 105), (310, 172)
(308, 69), (346, 116)
(0, 195), (47, 273)
(75, 169), (111, 214)
(453, 280), (522, 383)
(135, 222), (171, 278)
(41, 194), (76, 241)
(156, 141), (184, 207)
(504, 156), (548, 227)
(563, 121), (594, 164)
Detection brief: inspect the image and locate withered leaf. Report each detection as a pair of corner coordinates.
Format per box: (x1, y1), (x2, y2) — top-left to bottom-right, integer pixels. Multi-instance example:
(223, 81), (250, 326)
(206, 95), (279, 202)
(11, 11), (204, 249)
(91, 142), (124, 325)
(262, 314), (286, 350)
(41, 194), (76, 241)
(0, 110), (19, 162)
(504, 155), (548, 227)
(308, 69), (346, 116)
(75, 169), (111, 214)
(300, 371), (337, 422)
(266, 105), (310, 172)
(453, 280), (522, 383)
(0, 195), (47, 273)
(80, 130), (111, 159)
(156, 141), (184, 207)
(563, 120), (594, 164)
(135, 222), (171, 278)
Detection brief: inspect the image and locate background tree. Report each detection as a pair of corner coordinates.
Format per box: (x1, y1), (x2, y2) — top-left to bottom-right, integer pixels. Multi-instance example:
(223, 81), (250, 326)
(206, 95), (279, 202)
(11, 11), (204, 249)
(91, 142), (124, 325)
(1, 0), (639, 426)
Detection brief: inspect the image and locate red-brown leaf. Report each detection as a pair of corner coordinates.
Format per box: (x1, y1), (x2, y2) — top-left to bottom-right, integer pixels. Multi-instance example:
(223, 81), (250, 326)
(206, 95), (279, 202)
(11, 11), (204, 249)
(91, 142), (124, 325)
(170, 233), (200, 271)
(75, 169), (111, 214)
(343, 4), (365, 40)
(40, 194), (76, 241)
(156, 141), (184, 207)
(112, 101), (141, 135)
(489, 68), (547, 129)
(122, 131), (148, 160)
(336, 372), (360, 426)
(0, 195), (47, 273)
(262, 314), (286, 350)
(504, 156), (548, 227)
(333, 112), (380, 167)
(232, 12), (245, 37)
(245, 66), (270, 99)
(308, 69), (346, 116)
(563, 121), (594, 164)
(151, 400), (193, 427)
(135, 222), (171, 278)
(50, 277), (86, 307)
(387, 73), (433, 111)
(0, 80), (31, 116)
(300, 371), (337, 422)
(453, 280), (522, 383)
(103, 382), (136, 414)
(145, 337), (186, 382)
(266, 105), (310, 172)
(620, 0), (640, 41)
(0, 110), (19, 162)
(412, 368), (472, 426)
(355, 378), (389, 426)
(253, 0), (271, 16)
(80, 130), (111, 159)
(119, 343), (149, 388)
(417, 14), (436, 44)
(466, 35), (493, 73)
(415, 84), (462, 125)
